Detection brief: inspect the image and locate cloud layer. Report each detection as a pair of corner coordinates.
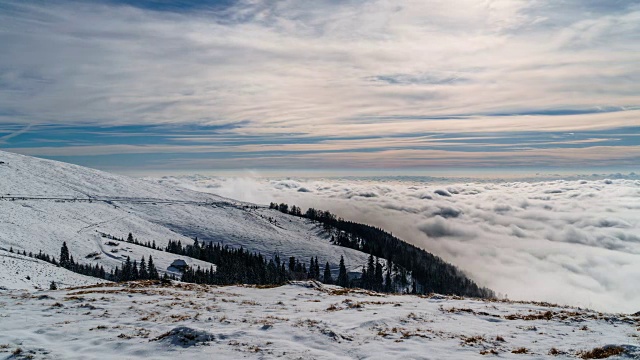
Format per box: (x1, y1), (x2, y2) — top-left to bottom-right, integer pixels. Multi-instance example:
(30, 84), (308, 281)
(0, 1), (639, 170)
(154, 174), (640, 313)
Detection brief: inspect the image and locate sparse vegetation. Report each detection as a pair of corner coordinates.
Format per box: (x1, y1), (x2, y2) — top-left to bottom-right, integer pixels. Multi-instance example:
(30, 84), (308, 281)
(549, 347), (563, 356)
(578, 346), (625, 359)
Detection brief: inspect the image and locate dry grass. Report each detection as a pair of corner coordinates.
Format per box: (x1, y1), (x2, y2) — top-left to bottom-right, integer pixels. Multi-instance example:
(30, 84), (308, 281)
(504, 310), (553, 321)
(463, 335), (485, 344)
(241, 300), (259, 306)
(480, 349), (499, 355)
(549, 347), (564, 356)
(343, 299), (363, 309)
(512, 347), (529, 354)
(578, 346), (625, 359)
(445, 307), (476, 314)
(325, 287), (384, 297)
(401, 331), (429, 339)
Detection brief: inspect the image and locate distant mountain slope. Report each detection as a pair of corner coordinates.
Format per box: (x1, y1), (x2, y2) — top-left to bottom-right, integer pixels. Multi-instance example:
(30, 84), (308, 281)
(0, 150), (369, 279)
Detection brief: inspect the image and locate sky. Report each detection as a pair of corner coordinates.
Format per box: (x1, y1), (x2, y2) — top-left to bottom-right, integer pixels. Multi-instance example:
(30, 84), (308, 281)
(0, 0), (639, 175)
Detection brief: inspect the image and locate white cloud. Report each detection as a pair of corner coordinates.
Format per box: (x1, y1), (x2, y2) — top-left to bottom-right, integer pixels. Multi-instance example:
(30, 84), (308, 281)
(153, 174), (640, 313)
(0, 0), (638, 136)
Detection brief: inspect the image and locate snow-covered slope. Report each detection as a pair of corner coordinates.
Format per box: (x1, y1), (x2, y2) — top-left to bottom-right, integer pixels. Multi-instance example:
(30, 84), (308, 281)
(0, 281), (637, 359)
(0, 249), (108, 290)
(0, 150), (369, 283)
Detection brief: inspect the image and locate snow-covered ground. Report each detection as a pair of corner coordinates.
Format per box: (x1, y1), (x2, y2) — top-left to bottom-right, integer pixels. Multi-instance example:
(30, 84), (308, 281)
(1, 150), (638, 359)
(0, 150), (369, 280)
(0, 249), (108, 290)
(0, 281), (637, 359)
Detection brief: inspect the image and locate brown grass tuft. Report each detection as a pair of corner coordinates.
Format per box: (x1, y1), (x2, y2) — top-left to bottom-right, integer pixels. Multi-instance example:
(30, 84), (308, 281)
(512, 347), (529, 354)
(579, 346), (625, 359)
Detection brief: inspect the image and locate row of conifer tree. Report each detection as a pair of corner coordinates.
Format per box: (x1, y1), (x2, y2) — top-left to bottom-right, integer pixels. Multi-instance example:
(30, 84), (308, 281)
(16, 243), (165, 283)
(270, 202), (494, 298)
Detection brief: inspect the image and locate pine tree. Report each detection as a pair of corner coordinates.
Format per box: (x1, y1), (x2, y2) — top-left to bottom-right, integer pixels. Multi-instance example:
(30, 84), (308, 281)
(49, 281), (57, 290)
(337, 256), (348, 287)
(375, 258), (383, 291)
(323, 262), (333, 284)
(147, 256), (158, 279)
(139, 256), (148, 280)
(132, 260), (139, 280)
(289, 256), (295, 273)
(366, 253), (375, 289)
(122, 256), (132, 282)
(308, 257), (315, 279)
(59, 242), (70, 268)
(127, 233), (134, 243)
(314, 256), (320, 279)
(385, 268), (393, 292)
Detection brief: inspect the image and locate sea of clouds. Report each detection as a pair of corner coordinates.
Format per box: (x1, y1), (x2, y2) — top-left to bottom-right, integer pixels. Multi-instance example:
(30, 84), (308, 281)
(153, 174), (640, 313)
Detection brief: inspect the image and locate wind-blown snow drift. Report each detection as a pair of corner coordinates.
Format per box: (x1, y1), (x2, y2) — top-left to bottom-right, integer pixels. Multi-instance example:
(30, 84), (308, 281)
(154, 175), (640, 313)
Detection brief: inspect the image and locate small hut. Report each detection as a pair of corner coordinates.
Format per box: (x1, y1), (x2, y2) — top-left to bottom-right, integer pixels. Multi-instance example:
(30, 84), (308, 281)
(170, 259), (188, 272)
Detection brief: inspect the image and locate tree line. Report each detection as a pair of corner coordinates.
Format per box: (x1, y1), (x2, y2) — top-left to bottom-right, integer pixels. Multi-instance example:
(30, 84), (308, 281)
(166, 239), (350, 287)
(270, 202), (494, 298)
(19, 242), (164, 283)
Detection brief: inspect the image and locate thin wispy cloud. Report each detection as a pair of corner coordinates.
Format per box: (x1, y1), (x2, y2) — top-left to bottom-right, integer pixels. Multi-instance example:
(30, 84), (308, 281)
(0, 0), (638, 170)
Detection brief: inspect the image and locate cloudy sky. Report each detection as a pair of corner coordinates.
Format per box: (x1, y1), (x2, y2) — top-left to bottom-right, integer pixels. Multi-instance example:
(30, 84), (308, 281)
(0, 0), (639, 174)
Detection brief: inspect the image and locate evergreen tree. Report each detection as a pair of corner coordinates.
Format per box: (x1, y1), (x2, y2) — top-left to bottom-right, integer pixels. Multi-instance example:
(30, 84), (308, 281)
(314, 256), (320, 279)
(375, 258), (383, 291)
(127, 232), (134, 243)
(366, 253), (375, 289)
(147, 256), (158, 280)
(132, 260), (139, 280)
(385, 268), (392, 292)
(308, 257), (315, 279)
(323, 262), (333, 284)
(139, 256), (148, 280)
(289, 256), (295, 273)
(59, 242), (70, 268)
(122, 256), (132, 281)
(337, 256), (348, 287)
(49, 280), (57, 290)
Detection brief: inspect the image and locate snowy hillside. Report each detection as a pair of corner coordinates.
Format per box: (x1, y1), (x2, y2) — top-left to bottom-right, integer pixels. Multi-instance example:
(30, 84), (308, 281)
(0, 280), (637, 359)
(0, 150), (370, 282)
(0, 249), (107, 290)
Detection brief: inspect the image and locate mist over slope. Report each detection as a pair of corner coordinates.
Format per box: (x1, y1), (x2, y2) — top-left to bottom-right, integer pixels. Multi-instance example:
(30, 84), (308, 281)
(153, 174), (640, 313)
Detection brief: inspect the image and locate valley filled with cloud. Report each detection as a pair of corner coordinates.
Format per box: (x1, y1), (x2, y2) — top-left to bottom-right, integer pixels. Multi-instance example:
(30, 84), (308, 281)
(154, 174), (640, 313)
